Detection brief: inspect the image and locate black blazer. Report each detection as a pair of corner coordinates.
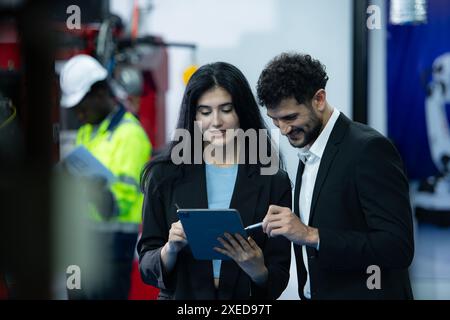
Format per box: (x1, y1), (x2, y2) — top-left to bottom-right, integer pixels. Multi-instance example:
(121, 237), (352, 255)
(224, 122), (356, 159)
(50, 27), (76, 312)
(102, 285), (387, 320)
(138, 162), (292, 300)
(294, 114), (414, 300)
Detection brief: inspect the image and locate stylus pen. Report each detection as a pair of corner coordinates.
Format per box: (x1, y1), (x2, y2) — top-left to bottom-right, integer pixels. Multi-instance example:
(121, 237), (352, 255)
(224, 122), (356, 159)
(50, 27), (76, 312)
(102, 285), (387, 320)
(174, 203), (180, 210)
(245, 222), (263, 230)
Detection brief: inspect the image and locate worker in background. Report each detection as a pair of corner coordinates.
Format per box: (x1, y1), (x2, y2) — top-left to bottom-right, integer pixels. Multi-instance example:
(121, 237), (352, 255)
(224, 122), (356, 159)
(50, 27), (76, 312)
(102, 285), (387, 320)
(59, 54), (151, 299)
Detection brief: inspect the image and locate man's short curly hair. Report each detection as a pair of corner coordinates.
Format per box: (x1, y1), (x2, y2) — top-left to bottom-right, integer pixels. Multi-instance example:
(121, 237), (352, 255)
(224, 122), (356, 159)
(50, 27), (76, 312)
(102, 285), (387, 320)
(256, 53), (329, 108)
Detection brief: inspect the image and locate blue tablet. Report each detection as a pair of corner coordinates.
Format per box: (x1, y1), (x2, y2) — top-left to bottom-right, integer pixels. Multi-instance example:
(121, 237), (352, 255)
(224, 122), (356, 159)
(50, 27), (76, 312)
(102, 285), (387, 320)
(177, 209), (248, 260)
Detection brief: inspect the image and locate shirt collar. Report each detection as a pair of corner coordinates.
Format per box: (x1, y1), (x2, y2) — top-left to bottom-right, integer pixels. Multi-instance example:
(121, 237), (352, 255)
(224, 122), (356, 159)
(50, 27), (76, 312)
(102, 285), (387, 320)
(297, 108), (340, 164)
(93, 105), (121, 133)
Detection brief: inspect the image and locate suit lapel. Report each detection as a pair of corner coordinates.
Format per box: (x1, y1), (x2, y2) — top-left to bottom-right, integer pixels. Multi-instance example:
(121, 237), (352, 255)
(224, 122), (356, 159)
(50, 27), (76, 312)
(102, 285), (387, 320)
(308, 114), (350, 225)
(174, 164), (208, 209)
(229, 164), (261, 227)
(308, 144), (339, 225)
(218, 164), (262, 299)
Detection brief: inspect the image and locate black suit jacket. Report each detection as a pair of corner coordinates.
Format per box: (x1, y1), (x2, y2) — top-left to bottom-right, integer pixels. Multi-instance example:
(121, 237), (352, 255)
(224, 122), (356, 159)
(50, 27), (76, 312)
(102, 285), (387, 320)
(294, 114), (414, 300)
(138, 162), (292, 300)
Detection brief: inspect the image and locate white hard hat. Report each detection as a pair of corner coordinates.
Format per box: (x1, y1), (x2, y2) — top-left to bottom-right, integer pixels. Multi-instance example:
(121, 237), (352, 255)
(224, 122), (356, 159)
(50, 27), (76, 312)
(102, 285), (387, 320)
(59, 54), (108, 108)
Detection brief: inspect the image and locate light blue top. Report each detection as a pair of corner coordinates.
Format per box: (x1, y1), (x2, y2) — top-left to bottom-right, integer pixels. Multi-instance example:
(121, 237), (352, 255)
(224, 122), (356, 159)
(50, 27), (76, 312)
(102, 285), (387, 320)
(205, 163), (238, 279)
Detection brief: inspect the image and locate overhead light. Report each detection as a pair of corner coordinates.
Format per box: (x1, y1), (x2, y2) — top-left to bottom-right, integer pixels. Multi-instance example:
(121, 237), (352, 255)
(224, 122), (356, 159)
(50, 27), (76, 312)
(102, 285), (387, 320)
(390, 0), (428, 25)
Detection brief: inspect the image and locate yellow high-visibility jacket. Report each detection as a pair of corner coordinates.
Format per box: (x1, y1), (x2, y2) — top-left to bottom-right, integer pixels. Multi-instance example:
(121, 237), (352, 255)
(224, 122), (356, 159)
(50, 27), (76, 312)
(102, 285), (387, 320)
(76, 106), (151, 232)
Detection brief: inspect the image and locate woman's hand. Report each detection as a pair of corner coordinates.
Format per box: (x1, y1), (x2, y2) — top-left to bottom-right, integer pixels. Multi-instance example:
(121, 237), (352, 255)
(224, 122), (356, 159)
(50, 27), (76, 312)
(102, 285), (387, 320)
(214, 233), (268, 286)
(161, 221), (188, 273)
(165, 221), (188, 254)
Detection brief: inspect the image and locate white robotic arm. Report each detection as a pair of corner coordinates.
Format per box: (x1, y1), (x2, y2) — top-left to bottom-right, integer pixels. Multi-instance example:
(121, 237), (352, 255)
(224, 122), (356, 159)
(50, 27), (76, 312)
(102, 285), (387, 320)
(425, 53), (450, 173)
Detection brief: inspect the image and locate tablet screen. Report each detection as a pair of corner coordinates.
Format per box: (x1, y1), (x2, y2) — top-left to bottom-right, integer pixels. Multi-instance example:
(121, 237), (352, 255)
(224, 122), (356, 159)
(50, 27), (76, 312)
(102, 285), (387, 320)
(178, 209), (247, 260)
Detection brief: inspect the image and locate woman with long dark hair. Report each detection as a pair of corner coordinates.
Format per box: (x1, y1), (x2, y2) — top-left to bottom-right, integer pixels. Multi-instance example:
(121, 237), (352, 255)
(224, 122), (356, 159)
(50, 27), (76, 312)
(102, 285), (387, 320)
(137, 62), (291, 299)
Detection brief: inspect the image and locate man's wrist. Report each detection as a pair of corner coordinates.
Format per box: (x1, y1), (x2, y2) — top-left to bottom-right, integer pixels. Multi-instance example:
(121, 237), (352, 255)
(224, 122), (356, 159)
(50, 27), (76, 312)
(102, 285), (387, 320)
(306, 227), (320, 249)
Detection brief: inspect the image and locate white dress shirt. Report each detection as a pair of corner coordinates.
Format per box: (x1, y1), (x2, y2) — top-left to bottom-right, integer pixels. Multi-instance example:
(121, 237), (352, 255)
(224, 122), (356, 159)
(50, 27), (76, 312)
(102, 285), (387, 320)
(298, 108), (340, 299)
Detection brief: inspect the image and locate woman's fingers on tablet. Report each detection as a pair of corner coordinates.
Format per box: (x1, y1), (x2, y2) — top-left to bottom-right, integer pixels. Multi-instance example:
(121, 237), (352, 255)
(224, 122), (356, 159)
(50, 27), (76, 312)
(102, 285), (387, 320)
(217, 236), (235, 254)
(224, 233), (244, 252)
(235, 233), (252, 251)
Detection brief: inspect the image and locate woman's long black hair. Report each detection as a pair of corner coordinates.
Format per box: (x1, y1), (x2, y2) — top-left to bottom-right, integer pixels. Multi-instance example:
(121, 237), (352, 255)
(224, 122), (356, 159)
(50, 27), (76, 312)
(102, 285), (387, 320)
(140, 62), (282, 191)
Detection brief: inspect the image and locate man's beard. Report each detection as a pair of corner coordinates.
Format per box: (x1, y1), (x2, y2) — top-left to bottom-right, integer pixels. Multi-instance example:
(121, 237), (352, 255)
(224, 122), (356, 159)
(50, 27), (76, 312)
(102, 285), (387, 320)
(288, 116), (322, 148)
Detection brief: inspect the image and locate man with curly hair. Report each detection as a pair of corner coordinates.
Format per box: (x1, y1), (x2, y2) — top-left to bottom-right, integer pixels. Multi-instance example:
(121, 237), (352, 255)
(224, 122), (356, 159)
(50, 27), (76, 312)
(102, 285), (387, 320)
(257, 53), (414, 300)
